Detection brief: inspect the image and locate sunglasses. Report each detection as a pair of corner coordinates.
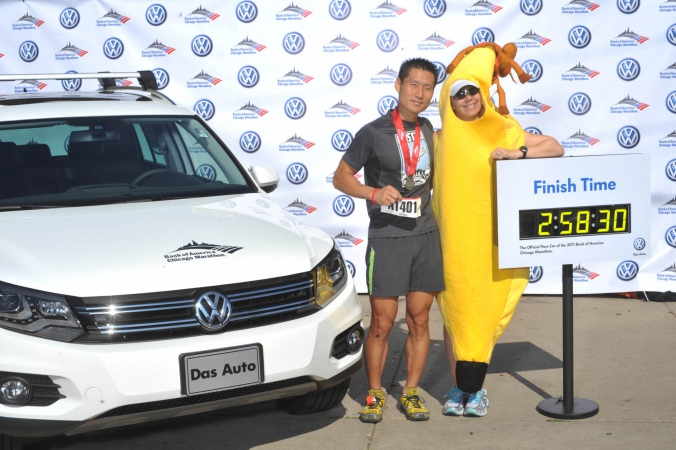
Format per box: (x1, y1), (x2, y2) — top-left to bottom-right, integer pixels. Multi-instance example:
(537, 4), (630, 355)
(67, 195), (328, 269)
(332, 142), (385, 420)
(452, 86), (480, 100)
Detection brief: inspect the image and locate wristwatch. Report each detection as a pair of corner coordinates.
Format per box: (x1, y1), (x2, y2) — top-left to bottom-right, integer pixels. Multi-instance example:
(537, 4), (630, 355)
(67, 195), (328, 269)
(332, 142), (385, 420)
(519, 145), (528, 159)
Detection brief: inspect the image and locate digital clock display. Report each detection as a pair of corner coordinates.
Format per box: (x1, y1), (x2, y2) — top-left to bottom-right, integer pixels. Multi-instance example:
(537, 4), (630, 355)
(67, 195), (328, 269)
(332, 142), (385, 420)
(519, 204), (631, 240)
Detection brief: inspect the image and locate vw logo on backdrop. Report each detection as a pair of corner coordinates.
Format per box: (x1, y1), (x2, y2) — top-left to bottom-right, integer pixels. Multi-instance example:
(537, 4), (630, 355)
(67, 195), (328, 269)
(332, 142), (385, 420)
(525, 127), (542, 135)
(152, 68), (170, 90)
(196, 164), (217, 180)
(617, 58), (640, 81)
(333, 195), (355, 217)
(568, 93), (592, 115)
(568, 26), (591, 49)
(60, 7), (80, 29)
(617, 126), (640, 148)
(667, 24), (676, 46)
(238, 66), (260, 88)
(192, 35), (213, 57)
(377, 30), (399, 52)
(330, 64), (352, 86)
(146, 4), (167, 26)
(284, 97), (307, 119)
(666, 226), (676, 248)
(472, 28), (495, 45)
(240, 131), (261, 153)
(61, 70), (81, 91)
(522, 60), (543, 82)
(329, 0), (351, 20)
(616, 261), (639, 281)
(633, 238), (646, 251)
(287, 163), (308, 184)
(194, 99), (216, 121)
(617, 0), (640, 14)
(665, 158), (676, 181)
(236, 1), (258, 23)
(521, 0), (542, 15)
(529, 266), (544, 283)
(283, 32), (305, 54)
(378, 96), (398, 115)
(433, 61), (448, 84)
(666, 91), (676, 113)
(332, 130), (353, 151)
(19, 41), (39, 62)
(423, 0), (447, 18)
(103, 38), (124, 59)
(345, 260), (356, 278)
(195, 291), (232, 331)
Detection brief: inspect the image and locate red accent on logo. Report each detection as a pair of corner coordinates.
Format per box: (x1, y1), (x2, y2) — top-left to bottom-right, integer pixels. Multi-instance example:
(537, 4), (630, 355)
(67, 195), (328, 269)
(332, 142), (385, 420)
(539, 38), (551, 45)
(588, 138), (600, 145)
(35, 19), (45, 27)
(78, 50), (88, 57)
(588, 70), (600, 78)
(305, 206), (317, 213)
(37, 82), (47, 90)
(637, 36), (649, 44)
(257, 109), (269, 117)
(0, 54), (4, 58)
(491, 5), (503, 12)
(209, 13), (220, 20)
(120, 16), (130, 23)
(395, 7), (407, 14)
(120, 80), (133, 87)
(588, 3), (600, 10)
(304, 142), (315, 149)
(165, 47), (176, 54)
(351, 238), (363, 245)
(539, 104), (551, 112)
(636, 103), (649, 111)
(301, 10), (312, 17)
(587, 272), (599, 279)
(255, 44), (267, 52)
(211, 78), (222, 85)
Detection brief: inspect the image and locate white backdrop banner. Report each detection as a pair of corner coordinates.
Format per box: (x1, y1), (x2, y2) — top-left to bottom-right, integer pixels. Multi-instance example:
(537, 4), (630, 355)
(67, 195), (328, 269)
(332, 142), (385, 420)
(0, 0), (674, 294)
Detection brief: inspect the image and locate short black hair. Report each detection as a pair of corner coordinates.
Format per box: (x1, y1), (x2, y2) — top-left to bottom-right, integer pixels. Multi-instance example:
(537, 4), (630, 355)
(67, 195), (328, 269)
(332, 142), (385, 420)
(398, 58), (438, 83)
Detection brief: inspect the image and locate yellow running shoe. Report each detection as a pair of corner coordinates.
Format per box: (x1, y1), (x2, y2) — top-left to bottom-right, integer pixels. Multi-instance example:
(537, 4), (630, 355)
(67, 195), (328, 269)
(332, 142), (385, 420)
(359, 389), (386, 423)
(400, 387), (430, 421)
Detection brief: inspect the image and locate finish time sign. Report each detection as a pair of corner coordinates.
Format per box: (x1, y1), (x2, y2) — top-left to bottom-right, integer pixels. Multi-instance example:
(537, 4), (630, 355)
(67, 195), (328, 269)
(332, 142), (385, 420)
(496, 154), (651, 269)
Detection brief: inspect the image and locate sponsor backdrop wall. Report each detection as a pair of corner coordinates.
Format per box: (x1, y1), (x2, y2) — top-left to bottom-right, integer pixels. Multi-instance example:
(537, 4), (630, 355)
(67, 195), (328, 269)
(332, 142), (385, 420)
(1, 0), (675, 294)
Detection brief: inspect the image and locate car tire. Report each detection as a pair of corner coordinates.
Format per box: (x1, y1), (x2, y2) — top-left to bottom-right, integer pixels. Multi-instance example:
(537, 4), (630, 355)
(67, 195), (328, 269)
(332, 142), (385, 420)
(276, 377), (351, 415)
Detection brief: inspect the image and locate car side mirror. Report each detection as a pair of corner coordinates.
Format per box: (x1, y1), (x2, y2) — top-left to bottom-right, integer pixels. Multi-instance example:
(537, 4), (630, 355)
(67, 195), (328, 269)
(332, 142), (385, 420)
(250, 164), (279, 193)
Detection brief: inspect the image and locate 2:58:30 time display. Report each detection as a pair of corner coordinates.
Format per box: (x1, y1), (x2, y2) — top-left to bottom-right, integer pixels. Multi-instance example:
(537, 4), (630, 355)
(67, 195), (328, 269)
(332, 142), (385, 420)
(519, 204), (631, 240)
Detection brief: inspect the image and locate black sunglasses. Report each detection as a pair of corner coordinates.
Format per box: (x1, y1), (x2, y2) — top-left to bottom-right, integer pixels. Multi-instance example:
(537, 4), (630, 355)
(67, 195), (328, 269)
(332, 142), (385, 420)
(452, 86), (480, 100)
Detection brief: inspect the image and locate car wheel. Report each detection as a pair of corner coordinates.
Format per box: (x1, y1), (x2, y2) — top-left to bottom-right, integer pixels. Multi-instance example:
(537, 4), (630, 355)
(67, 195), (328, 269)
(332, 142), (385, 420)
(276, 377), (351, 415)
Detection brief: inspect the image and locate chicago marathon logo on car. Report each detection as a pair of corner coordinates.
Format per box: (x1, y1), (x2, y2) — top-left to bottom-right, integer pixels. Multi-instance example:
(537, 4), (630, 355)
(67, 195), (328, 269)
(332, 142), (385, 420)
(377, 30), (399, 52)
(279, 134), (315, 152)
(657, 262), (676, 282)
(562, 130), (599, 149)
(278, 68), (313, 87)
(371, 66), (397, 85)
(660, 61), (676, 80)
(13, 13), (45, 30)
(515, 30), (551, 49)
(325, 100), (361, 118)
(324, 34), (360, 53)
(333, 195), (355, 217)
(418, 32), (455, 51)
(14, 79), (47, 94)
(617, 0), (640, 14)
(465, 1), (503, 16)
(284, 199), (317, 216)
(97, 9), (130, 27)
(562, 62), (600, 81)
(424, 0), (447, 17)
(55, 42), (88, 60)
(164, 240), (242, 263)
(185, 5), (220, 24)
(277, 2), (312, 20)
(617, 125), (640, 148)
(335, 230), (364, 248)
(286, 163), (308, 185)
(562, 0), (599, 14)
(513, 97), (551, 115)
(236, 1), (258, 22)
(611, 95), (648, 113)
(233, 102), (268, 120)
(188, 70), (221, 89)
(529, 266), (544, 283)
(371, 1), (407, 18)
(231, 37), (266, 55)
(142, 40), (175, 58)
(419, 98), (440, 118)
(573, 264), (600, 283)
(194, 99), (216, 121)
(659, 130), (676, 148)
(611, 28), (649, 47)
(661, 0), (676, 12)
(61, 71), (81, 91)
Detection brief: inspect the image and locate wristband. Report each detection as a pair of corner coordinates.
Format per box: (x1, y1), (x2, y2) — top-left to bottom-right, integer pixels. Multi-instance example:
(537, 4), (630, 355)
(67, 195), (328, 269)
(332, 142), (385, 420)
(371, 188), (378, 204)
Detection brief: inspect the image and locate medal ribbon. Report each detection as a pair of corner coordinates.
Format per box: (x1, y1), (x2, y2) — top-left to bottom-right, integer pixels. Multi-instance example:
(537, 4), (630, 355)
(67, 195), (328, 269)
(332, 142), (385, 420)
(391, 108), (421, 179)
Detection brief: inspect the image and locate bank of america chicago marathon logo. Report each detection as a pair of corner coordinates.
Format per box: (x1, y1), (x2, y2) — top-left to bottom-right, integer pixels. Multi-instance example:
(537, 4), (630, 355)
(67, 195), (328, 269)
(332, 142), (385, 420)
(371, 66), (397, 85)
(660, 62), (676, 80)
(573, 264), (600, 283)
(512, 97), (551, 116)
(610, 95), (649, 114)
(97, 9), (130, 27)
(14, 80), (47, 94)
(335, 231), (363, 248)
(279, 134), (315, 152)
(285, 199), (317, 216)
(324, 35), (360, 53)
(187, 70), (222, 89)
(325, 100), (361, 118)
(616, 260), (639, 281)
(562, 62), (600, 81)
(562, 0), (599, 14)
(465, 1), (503, 16)
(515, 30), (551, 49)
(164, 241), (242, 263)
(419, 98), (440, 118)
(142, 40), (176, 58)
(13, 13), (44, 30)
(184, 6), (220, 24)
(657, 263), (676, 282)
(528, 266), (543, 283)
(278, 68), (313, 87)
(371, 1), (407, 18)
(233, 102), (268, 120)
(231, 37), (266, 55)
(661, 0), (676, 12)
(562, 130), (599, 149)
(418, 32), (455, 51)
(617, 125), (640, 149)
(521, 61), (543, 83)
(55, 43), (88, 61)
(277, 2), (313, 20)
(659, 130), (676, 148)
(610, 29), (649, 47)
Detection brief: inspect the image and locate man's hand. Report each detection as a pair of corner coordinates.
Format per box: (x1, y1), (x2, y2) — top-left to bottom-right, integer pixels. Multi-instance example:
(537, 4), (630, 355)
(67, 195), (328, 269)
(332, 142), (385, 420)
(490, 147), (521, 160)
(374, 185), (403, 206)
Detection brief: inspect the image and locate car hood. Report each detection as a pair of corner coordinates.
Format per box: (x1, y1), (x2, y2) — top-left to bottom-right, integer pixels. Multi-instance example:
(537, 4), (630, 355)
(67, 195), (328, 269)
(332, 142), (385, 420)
(0, 194), (333, 297)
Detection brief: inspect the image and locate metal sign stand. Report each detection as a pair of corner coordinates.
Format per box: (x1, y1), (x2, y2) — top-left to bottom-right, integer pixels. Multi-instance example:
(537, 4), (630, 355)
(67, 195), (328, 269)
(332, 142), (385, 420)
(535, 264), (599, 419)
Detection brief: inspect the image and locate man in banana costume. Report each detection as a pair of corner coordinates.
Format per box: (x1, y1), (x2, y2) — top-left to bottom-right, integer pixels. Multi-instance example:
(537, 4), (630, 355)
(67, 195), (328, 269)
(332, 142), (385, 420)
(432, 44), (563, 417)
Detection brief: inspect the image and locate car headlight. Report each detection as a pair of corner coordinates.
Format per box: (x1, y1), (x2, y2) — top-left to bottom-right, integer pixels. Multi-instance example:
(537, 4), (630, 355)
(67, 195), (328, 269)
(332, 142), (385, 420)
(313, 243), (348, 308)
(0, 283), (84, 342)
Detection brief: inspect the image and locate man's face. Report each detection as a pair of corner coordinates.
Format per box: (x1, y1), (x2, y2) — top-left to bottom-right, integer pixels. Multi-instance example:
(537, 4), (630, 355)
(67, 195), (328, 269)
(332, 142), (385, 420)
(450, 86), (484, 121)
(395, 68), (436, 118)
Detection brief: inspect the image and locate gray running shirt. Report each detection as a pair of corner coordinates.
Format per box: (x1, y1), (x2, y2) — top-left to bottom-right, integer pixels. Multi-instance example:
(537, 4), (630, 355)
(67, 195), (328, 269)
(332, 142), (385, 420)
(342, 110), (438, 238)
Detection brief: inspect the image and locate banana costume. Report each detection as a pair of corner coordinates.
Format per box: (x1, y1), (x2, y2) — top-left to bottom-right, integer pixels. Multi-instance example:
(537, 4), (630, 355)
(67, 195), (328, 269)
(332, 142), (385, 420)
(432, 46), (529, 394)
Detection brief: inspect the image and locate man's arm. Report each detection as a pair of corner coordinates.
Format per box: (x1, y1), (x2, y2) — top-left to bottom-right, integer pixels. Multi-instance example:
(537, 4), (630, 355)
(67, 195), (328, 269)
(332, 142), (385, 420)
(333, 160), (402, 206)
(490, 131), (564, 160)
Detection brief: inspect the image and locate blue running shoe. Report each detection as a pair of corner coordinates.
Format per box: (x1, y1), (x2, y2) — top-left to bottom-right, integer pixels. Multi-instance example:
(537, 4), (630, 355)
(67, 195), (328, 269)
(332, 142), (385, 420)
(464, 388), (489, 417)
(442, 386), (465, 416)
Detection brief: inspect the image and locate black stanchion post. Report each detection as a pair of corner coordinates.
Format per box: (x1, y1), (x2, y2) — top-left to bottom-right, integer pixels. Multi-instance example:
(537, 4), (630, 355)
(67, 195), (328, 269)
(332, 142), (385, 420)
(536, 263), (599, 419)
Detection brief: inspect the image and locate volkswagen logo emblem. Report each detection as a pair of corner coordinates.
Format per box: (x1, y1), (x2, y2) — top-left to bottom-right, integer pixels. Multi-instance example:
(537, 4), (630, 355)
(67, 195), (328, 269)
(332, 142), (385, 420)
(617, 58), (640, 81)
(345, 260), (356, 278)
(192, 35), (213, 57)
(666, 158), (676, 181)
(616, 261), (639, 281)
(19, 41), (39, 63)
(238, 66), (259, 88)
(196, 164), (217, 180)
(333, 195), (355, 217)
(287, 163), (308, 184)
(332, 130), (353, 151)
(668, 24), (676, 46)
(617, 0), (639, 14)
(194, 99), (216, 121)
(330, 63), (352, 86)
(520, 0), (542, 15)
(568, 26), (591, 48)
(525, 126), (542, 135)
(633, 238), (646, 251)
(666, 91), (676, 113)
(378, 95), (398, 115)
(377, 30), (399, 52)
(195, 291), (232, 331)
(64, 136), (70, 153)
(61, 70), (81, 91)
(146, 4), (167, 26)
(617, 126), (640, 149)
(152, 68), (170, 90)
(221, 200), (237, 208)
(522, 60), (543, 83)
(236, 1), (258, 23)
(472, 28), (495, 45)
(529, 266), (544, 283)
(60, 7), (80, 29)
(256, 199), (270, 208)
(103, 38), (124, 60)
(329, 0), (351, 20)
(424, 0), (447, 18)
(666, 226), (676, 247)
(285, 97), (307, 119)
(568, 92), (592, 115)
(283, 32), (305, 54)
(432, 61), (448, 84)
(240, 131), (261, 153)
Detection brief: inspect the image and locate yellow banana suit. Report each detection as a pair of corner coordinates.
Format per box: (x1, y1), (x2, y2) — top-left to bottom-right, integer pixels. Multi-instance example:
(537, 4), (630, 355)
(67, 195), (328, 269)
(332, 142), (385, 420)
(432, 47), (529, 393)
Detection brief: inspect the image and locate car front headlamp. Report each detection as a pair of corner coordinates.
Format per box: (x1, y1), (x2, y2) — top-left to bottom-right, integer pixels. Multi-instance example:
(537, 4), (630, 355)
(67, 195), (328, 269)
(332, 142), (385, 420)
(0, 283), (84, 342)
(313, 243), (348, 308)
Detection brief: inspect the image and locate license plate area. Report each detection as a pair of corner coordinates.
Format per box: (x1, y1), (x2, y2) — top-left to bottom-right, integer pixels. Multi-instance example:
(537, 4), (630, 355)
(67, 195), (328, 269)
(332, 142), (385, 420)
(180, 344), (264, 396)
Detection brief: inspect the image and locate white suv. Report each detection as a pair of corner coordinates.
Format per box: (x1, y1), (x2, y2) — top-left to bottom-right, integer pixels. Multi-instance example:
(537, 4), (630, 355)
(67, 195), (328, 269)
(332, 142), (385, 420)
(0, 72), (363, 446)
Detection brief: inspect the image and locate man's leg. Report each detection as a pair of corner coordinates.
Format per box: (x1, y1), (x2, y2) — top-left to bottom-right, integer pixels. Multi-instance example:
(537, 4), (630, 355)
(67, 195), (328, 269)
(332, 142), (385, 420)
(364, 296), (398, 390)
(402, 291), (435, 391)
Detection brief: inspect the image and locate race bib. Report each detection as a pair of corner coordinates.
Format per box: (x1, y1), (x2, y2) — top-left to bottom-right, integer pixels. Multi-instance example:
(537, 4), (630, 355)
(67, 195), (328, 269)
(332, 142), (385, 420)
(381, 197), (421, 218)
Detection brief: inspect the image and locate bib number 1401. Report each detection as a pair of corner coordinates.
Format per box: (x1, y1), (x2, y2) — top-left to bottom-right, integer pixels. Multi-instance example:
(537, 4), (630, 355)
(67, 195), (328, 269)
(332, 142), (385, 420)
(381, 197), (421, 218)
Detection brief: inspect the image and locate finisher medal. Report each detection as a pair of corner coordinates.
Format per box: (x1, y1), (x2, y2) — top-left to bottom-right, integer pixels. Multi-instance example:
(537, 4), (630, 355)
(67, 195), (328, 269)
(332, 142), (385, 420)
(392, 109), (421, 191)
(405, 176), (415, 190)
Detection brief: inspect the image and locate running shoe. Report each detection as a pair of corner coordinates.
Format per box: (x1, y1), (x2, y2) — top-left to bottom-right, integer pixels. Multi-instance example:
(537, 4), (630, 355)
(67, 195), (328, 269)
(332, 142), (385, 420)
(442, 386), (465, 416)
(359, 389), (386, 423)
(400, 387), (430, 421)
(464, 388), (489, 417)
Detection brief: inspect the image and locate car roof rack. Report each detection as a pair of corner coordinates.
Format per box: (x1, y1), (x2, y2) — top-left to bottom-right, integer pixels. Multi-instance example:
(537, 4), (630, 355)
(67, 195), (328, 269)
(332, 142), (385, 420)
(0, 71), (175, 105)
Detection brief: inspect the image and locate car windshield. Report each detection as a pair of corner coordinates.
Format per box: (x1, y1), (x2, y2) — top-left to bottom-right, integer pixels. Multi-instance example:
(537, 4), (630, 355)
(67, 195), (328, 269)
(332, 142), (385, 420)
(0, 115), (256, 209)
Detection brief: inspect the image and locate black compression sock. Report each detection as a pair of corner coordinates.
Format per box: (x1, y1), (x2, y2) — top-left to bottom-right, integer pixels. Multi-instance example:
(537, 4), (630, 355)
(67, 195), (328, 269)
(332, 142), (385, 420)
(456, 361), (488, 393)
